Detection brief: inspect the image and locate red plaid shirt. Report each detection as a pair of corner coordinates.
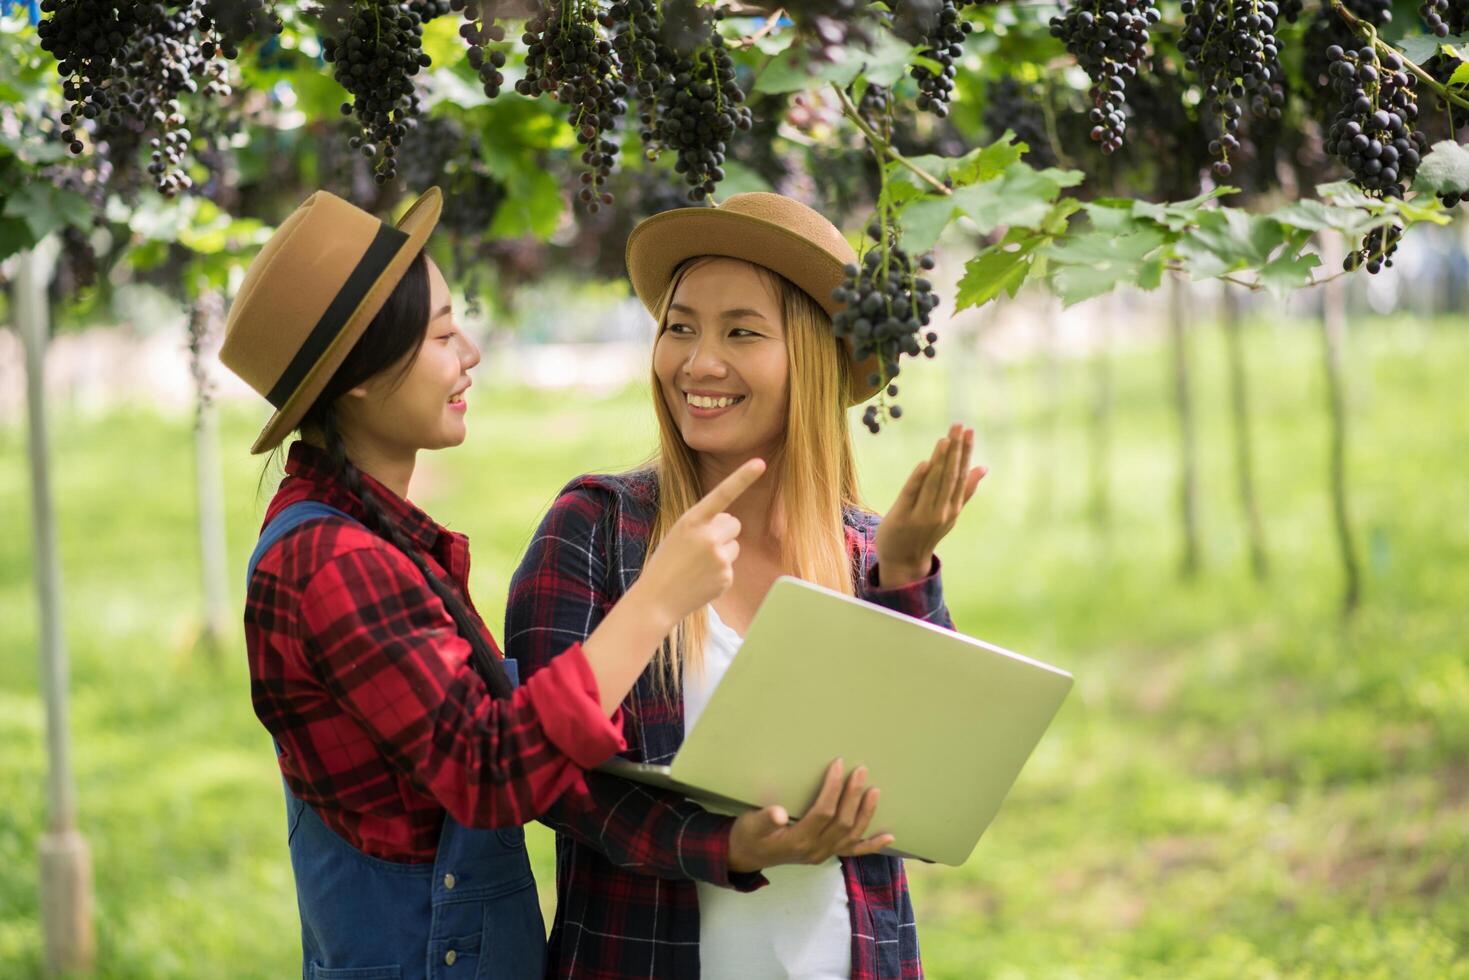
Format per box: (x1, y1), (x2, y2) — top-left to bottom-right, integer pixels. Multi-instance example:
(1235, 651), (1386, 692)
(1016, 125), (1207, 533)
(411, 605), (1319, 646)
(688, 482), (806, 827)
(245, 442), (626, 863)
(506, 469), (951, 980)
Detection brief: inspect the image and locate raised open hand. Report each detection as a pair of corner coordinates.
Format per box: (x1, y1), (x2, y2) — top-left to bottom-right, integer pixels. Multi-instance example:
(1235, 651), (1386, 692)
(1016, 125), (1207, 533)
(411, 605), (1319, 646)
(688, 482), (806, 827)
(874, 424), (986, 588)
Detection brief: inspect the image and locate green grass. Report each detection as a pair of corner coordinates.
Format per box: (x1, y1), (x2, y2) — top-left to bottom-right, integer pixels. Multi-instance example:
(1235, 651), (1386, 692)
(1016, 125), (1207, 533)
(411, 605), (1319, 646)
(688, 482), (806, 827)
(2, 313), (1467, 978)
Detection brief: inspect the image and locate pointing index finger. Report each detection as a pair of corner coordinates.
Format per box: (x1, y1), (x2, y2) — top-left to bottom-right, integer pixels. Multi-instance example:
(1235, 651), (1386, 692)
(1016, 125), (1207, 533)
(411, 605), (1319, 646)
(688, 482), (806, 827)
(689, 457), (767, 520)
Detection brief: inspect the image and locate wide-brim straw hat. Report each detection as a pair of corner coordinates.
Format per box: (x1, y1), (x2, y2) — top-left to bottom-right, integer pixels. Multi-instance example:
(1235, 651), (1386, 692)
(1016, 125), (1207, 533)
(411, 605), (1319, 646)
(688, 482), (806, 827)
(219, 187), (442, 454)
(625, 192), (882, 405)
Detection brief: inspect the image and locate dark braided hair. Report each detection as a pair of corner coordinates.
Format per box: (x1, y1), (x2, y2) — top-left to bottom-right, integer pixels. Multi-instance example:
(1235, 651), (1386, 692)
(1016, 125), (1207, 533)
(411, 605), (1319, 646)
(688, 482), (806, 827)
(297, 249), (514, 701)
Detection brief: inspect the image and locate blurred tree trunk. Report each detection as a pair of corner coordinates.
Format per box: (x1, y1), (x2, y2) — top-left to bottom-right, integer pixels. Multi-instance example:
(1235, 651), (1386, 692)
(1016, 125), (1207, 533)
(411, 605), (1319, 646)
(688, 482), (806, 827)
(187, 291), (230, 658)
(1221, 284), (1268, 579)
(1168, 276), (1202, 578)
(1029, 303), (1061, 523)
(16, 238), (96, 977)
(1088, 301), (1113, 532)
(1319, 235), (1362, 616)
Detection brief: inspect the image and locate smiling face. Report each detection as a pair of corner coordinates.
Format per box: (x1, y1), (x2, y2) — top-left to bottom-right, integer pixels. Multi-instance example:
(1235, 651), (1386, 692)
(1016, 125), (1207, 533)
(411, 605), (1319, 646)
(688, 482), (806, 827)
(341, 257), (480, 454)
(653, 257), (791, 464)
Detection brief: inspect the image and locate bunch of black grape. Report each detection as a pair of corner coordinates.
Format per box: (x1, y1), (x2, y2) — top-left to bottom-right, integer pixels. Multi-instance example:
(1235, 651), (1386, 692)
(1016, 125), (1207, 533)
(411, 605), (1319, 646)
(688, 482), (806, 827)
(517, 2), (626, 211)
(1049, 0), (1161, 154)
(408, 0), (453, 16)
(1344, 221), (1403, 273)
(1179, 0), (1283, 178)
(447, 0), (511, 99)
(649, 4), (751, 202)
(38, 0), (146, 146)
(127, 5), (230, 195)
(897, 0), (974, 118)
(200, 0), (282, 56)
(321, 1), (432, 186)
(1301, 3), (1369, 120)
(610, 0), (672, 158)
(1323, 44), (1426, 200)
(1419, 0), (1468, 35)
(831, 222), (941, 433)
(982, 79), (1058, 168)
(38, 0), (223, 195)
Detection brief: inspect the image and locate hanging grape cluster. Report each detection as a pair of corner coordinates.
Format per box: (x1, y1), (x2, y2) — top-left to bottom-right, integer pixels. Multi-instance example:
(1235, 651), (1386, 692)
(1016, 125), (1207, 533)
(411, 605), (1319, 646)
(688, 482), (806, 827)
(1419, 0), (1468, 36)
(1344, 221), (1404, 274)
(900, 0), (979, 118)
(1323, 43), (1428, 271)
(321, 1), (433, 186)
(518, 1), (626, 211)
(831, 219), (941, 433)
(1180, 0), (1284, 178)
(1049, 0), (1161, 154)
(646, 3), (751, 202)
(1324, 44), (1426, 198)
(447, 0), (511, 98)
(36, 0), (274, 197)
(201, 0), (282, 56)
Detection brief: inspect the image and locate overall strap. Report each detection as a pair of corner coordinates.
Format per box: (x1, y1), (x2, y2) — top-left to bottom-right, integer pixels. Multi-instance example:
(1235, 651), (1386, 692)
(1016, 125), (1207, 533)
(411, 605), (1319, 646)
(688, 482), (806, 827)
(246, 500), (359, 583)
(247, 499), (521, 690)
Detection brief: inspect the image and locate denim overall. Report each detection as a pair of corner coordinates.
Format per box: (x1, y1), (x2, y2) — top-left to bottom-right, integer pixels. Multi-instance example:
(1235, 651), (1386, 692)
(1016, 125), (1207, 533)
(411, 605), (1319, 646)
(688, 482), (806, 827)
(249, 502), (546, 980)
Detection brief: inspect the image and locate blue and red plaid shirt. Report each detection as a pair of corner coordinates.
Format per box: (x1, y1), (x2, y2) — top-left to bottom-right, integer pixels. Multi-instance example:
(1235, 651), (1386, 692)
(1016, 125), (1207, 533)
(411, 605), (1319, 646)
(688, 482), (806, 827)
(245, 442), (626, 863)
(506, 469), (952, 980)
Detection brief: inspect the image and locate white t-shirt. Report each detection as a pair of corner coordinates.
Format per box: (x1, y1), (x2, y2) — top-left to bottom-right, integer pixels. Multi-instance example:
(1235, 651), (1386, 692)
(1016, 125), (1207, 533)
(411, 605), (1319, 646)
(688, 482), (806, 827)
(685, 605), (852, 980)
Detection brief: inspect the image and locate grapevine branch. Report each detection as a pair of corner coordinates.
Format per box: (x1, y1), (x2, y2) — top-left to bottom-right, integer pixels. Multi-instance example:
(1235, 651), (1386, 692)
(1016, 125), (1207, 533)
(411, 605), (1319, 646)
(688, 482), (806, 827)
(732, 7), (785, 48)
(1330, 0), (1469, 112)
(832, 83), (952, 196)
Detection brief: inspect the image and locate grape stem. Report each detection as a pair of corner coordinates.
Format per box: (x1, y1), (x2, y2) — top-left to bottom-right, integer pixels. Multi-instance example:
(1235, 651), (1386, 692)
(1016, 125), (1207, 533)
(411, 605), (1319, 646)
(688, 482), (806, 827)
(1164, 261), (1352, 290)
(1329, 0), (1469, 112)
(832, 84), (952, 196)
(731, 8), (786, 48)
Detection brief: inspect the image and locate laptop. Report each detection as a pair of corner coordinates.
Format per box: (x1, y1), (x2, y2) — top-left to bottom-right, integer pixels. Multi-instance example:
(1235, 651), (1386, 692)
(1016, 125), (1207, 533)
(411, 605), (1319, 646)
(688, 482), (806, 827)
(597, 575), (1072, 866)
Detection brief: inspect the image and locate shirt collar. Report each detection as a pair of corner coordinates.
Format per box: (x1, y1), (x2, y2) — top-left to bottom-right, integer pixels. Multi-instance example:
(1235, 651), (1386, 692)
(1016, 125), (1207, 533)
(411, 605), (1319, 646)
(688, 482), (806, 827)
(284, 441), (444, 555)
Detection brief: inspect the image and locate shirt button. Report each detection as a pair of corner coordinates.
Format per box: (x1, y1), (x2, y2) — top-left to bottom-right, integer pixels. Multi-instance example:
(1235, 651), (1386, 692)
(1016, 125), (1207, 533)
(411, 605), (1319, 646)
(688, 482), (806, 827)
(445, 950), (457, 966)
(443, 873), (456, 890)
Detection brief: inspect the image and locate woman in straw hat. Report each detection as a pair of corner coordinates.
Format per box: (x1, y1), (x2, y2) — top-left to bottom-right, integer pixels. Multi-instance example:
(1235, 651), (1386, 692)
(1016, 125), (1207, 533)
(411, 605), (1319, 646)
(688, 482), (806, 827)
(506, 192), (986, 980)
(221, 187), (766, 980)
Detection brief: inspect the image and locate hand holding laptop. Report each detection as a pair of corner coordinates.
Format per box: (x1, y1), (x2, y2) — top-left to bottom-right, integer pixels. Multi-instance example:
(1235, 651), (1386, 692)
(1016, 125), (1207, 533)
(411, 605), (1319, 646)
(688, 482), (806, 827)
(728, 759), (894, 873)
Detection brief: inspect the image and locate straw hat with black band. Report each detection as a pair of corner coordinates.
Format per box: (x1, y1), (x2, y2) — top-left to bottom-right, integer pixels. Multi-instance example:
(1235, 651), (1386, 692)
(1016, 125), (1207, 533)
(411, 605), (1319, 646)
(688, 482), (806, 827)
(625, 192), (884, 406)
(219, 187), (443, 455)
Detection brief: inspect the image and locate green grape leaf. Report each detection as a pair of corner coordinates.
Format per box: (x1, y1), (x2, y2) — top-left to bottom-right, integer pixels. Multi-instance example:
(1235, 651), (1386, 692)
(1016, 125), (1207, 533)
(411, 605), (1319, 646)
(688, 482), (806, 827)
(0, 215), (35, 261)
(1043, 225), (1168, 305)
(1254, 249), (1323, 296)
(898, 161), (1080, 253)
(862, 33), (924, 87)
(1179, 208), (1287, 273)
(1271, 199), (1391, 236)
(1412, 140), (1469, 196)
(754, 46), (863, 93)
(1130, 186), (1239, 231)
(887, 134), (1026, 196)
(954, 231), (1046, 310)
(2, 182), (93, 241)
(1392, 32), (1469, 64)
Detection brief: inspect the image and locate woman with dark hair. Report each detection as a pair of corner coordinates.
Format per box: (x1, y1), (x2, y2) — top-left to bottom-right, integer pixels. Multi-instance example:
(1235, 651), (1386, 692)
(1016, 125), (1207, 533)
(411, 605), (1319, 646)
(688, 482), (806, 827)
(220, 188), (764, 980)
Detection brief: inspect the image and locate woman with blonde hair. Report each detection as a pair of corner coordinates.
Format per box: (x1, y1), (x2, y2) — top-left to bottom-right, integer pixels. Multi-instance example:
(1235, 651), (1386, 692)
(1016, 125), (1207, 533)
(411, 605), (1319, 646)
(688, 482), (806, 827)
(506, 193), (984, 980)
